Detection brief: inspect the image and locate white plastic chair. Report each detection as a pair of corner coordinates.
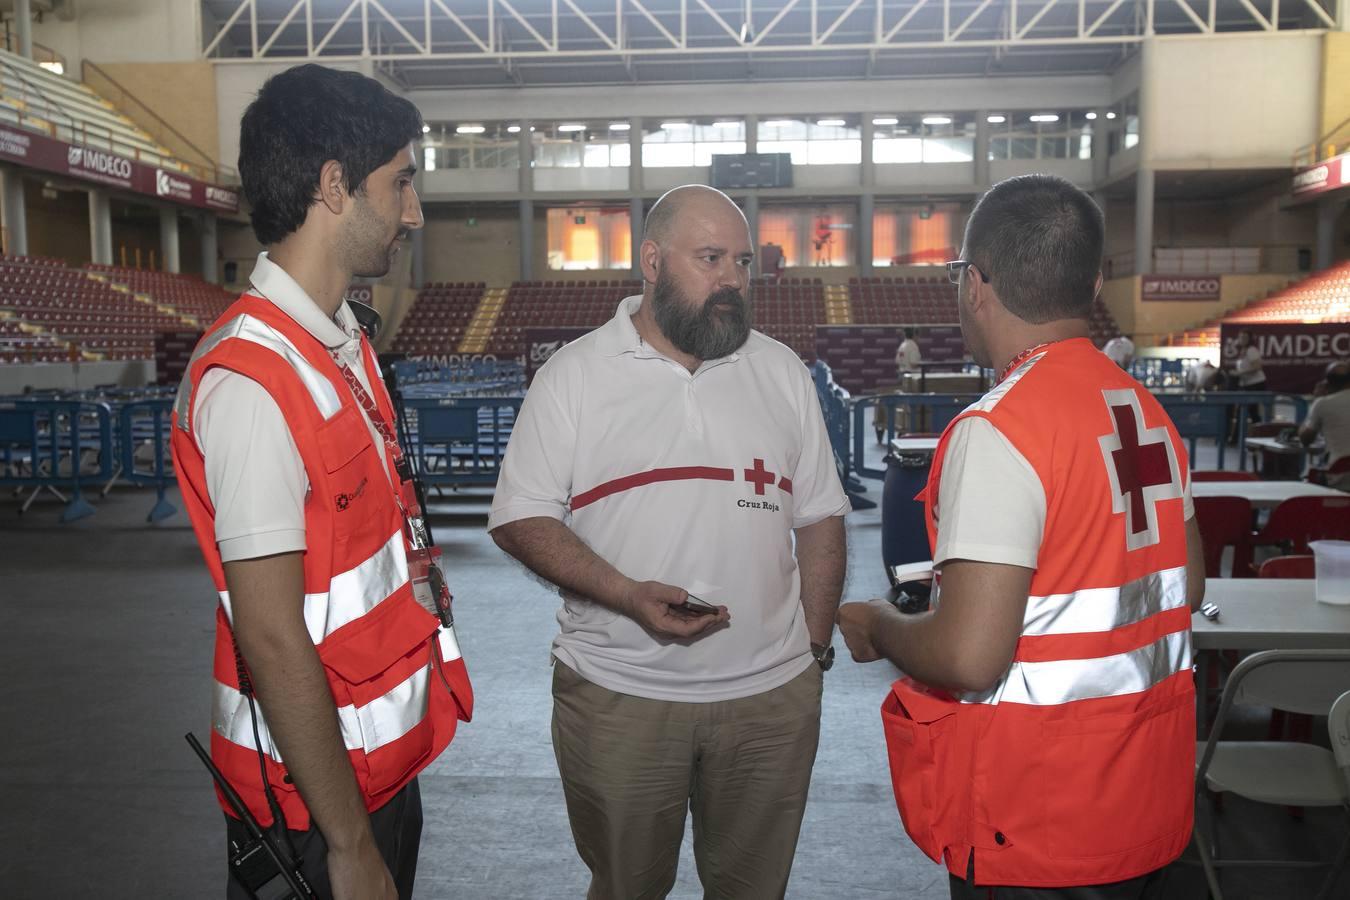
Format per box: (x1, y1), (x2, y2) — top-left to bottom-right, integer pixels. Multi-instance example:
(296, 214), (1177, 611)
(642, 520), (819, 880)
(1193, 650), (1350, 900)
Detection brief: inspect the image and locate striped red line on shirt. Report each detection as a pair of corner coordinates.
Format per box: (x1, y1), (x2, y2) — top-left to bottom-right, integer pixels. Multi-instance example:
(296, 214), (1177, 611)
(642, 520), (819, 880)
(570, 466), (737, 511)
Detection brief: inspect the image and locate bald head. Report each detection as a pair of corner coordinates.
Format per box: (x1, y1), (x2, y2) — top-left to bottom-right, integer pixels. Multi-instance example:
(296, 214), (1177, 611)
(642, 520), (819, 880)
(644, 184), (747, 246)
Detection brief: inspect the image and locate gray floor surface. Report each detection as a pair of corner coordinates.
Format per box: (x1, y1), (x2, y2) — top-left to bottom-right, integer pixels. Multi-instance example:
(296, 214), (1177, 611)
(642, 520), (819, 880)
(1, 435), (1346, 899)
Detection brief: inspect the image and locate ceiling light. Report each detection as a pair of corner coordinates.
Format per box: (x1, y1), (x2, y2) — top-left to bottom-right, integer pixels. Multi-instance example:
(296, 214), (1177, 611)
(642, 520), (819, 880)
(921, 116), (952, 126)
(421, 124), (431, 134)
(713, 120), (741, 128)
(608, 122), (630, 131)
(1106, 112), (1118, 120)
(1085, 112), (1098, 121)
(763, 119), (797, 128)
(507, 125), (521, 133)
(872, 117), (899, 126)
(817, 118), (847, 127)
(660, 121), (689, 129)
(455, 125), (486, 134)
(986, 115), (1006, 124)
(558, 124), (587, 132)
(1030, 114), (1061, 123)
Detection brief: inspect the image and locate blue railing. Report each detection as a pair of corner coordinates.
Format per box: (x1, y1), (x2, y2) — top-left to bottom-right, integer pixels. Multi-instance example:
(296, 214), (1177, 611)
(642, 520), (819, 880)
(115, 398), (177, 522)
(400, 396), (522, 487)
(0, 399), (114, 522)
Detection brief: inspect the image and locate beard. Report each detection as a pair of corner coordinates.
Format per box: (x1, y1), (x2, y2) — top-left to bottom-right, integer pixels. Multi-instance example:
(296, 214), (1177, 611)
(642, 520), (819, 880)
(345, 197), (405, 279)
(651, 268), (752, 361)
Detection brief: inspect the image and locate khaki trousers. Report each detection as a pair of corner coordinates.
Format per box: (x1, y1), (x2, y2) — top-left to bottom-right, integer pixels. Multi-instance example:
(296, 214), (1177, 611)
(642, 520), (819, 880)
(551, 661), (823, 900)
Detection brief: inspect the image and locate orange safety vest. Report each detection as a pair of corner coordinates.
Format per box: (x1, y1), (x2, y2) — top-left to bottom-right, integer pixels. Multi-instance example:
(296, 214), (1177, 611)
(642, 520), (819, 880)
(882, 338), (1194, 888)
(171, 293), (473, 831)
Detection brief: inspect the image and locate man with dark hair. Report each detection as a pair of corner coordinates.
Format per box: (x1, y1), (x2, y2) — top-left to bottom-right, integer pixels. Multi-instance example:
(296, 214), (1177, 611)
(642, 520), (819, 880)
(490, 184), (847, 898)
(838, 175), (1204, 899)
(171, 64), (471, 900)
(1301, 360), (1350, 490)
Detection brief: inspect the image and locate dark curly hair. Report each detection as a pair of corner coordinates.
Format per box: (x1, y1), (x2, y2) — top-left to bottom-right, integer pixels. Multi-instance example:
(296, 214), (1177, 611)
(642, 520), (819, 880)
(238, 64), (422, 245)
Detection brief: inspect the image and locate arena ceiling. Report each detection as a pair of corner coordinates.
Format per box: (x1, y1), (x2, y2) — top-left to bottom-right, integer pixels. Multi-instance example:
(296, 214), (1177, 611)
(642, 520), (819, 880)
(200, 0), (1342, 88)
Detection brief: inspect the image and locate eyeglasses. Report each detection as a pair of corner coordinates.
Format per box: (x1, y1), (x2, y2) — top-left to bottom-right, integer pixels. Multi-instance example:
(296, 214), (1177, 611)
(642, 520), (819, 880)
(946, 260), (990, 285)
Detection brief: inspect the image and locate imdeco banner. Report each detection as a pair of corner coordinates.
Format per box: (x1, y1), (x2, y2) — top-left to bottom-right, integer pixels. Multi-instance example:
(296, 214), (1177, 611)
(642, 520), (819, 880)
(1219, 323), (1350, 394)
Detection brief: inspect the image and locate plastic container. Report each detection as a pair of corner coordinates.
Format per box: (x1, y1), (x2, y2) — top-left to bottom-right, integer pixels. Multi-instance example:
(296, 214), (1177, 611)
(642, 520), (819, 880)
(1310, 541), (1350, 606)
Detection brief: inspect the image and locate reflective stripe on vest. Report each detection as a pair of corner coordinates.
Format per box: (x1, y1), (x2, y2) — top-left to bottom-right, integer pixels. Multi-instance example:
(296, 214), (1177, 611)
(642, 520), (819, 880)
(217, 529), (408, 645)
(1021, 565), (1187, 637)
(173, 312), (343, 431)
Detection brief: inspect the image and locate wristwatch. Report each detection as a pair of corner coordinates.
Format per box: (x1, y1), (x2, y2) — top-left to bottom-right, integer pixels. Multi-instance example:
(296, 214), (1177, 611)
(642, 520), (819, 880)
(811, 642), (835, 672)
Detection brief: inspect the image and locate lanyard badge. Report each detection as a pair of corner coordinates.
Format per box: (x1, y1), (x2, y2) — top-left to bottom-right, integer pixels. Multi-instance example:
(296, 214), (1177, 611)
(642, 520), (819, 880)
(332, 353), (453, 629)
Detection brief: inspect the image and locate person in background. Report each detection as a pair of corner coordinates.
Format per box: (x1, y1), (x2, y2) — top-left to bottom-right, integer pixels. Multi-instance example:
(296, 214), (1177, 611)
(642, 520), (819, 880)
(1227, 329), (1267, 438)
(490, 184), (848, 900)
(1184, 359), (1222, 393)
(875, 327), (924, 444)
(1301, 360), (1350, 491)
(837, 175), (1203, 900)
(1102, 333), (1135, 370)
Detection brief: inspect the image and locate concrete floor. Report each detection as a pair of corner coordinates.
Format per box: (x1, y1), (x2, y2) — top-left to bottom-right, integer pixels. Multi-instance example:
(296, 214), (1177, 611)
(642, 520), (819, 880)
(0, 435), (1346, 899)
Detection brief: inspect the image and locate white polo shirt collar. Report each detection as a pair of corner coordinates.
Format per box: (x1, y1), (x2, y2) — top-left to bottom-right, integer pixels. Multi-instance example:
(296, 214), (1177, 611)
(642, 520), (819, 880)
(247, 252), (364, 353)
(597, 294), (758, 373)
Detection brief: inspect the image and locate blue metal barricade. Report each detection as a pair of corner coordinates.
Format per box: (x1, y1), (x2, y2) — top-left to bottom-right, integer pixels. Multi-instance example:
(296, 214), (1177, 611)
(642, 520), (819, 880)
(0, 399), (113, 521)
(402, 396), (522, 487)
(117, 398), (178, 522)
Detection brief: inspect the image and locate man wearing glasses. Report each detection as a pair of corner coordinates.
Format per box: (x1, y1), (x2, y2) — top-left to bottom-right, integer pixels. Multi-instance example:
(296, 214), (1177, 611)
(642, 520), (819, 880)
(490, 185), (848, 899)
(839, 175), (1205, 899)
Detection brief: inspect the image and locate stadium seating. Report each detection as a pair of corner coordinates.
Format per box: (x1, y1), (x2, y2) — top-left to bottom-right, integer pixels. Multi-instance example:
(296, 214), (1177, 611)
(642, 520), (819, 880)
(0, 48), (185, 173)
(1167, 260), (1350, 350)
(751, 276), (825, 358)
(86, 264), (234, 327)
(848, 275), (958, 325)
(391, 282), (487, 357)
(485, 280), (641, 357)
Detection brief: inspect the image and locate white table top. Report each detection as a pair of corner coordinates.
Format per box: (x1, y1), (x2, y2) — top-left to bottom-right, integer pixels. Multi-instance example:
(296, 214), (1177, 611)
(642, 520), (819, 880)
(1192, 578), (1350, 650)
(1191, 480), (1343, 508)
(889, 437), (939, 453)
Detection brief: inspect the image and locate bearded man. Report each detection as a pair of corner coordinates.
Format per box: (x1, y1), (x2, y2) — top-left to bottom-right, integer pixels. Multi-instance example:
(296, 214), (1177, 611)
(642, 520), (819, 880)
(489, 184), (848, 900)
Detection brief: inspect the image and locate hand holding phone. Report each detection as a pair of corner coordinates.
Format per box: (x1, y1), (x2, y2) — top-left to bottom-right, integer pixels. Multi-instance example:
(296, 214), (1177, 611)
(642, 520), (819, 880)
(675, 594), (719, 617)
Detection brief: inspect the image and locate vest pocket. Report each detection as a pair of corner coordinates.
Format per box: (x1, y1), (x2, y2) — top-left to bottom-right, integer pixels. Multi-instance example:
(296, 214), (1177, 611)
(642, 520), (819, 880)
(317, 405), (380, 551)
(1040, 689), (1194, 860)
(882, 678), (962, 864)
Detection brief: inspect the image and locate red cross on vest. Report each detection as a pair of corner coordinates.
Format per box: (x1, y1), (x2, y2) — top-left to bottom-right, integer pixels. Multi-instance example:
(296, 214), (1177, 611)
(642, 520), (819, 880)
(1097, 388), (1183, 552)
(744, 458), (777, 495)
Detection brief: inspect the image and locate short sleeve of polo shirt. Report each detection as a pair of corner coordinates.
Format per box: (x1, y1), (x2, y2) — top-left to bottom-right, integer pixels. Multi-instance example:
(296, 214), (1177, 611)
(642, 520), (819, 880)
(790, 364), (850, 528)
(194, 368), (309, 562)
(488, 367), (577, 529)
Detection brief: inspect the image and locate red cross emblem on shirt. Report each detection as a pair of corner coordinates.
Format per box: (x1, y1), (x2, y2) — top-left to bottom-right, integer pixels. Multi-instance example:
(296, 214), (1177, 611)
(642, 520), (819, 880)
(1097, 389), (1183, 551)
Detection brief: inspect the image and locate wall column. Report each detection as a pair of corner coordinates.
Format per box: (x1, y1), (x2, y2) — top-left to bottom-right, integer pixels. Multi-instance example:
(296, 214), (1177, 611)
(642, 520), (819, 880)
(1315, 197), (1347, 271)
(518, 121), (534, 281)
(859, 114), (875, 277)
(15, 0), (32, 59)
(858, 193), (874, 278)
(1134, 167), (1155, 276)
(1, 167), (28, 257)
(743, 194), (760, 274)
(88, 189), (112, 266)
(200, 212), (218, 284)
(630, 116), (644, 280)
(745, 114), (758, 155)
(159, 207), (181, 273)
(973, 110), (991, 189)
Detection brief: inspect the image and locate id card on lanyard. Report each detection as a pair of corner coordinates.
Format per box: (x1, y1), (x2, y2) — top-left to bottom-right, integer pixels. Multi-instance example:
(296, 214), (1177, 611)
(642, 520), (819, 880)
(332, 353), (453, 628)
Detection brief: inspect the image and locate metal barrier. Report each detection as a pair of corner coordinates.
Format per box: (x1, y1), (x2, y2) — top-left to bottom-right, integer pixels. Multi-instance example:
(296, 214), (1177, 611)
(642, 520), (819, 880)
(811, 361), (875, 509)
(401, 396), (522, 488)
(0, 399), (113, 521)
(1154, 391), (1308, 470)
(115, 398), (177, 522)
(850, 392), (983, 480)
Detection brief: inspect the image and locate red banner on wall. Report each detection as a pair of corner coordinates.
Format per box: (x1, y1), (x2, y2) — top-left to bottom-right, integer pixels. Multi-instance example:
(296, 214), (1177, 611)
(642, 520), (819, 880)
(524, 327), (590, 386)
(1219, 323), (1350, 394)
(1141, 275), (1221, 301)
(0, 123), (239, 213)
(1292, 152), (1350, 200)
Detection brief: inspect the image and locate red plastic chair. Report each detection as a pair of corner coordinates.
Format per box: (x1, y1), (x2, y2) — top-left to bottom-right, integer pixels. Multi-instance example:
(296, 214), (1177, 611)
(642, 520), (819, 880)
(1307, 455), (1350, 487)
(1190, 470), (1259, 483)
(1194, 496), (1255, 578)
(1257, 555), (1316, 579)
(1251, 496), (1350, 554)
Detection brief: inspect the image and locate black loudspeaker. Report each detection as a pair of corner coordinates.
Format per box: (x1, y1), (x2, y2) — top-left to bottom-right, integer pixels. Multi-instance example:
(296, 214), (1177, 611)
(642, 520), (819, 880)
(710, 153), (793, 189)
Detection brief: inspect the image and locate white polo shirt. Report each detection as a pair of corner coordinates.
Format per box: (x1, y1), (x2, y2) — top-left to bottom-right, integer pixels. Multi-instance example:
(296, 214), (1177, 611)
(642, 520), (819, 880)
(488, 295), (850, 702)
(193, 253), (387, 563)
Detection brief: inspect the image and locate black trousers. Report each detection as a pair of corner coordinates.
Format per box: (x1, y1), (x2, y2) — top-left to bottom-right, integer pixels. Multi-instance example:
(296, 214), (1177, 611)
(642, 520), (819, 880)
(224, 778), (422, 900)
(949, 854), (1170, 900)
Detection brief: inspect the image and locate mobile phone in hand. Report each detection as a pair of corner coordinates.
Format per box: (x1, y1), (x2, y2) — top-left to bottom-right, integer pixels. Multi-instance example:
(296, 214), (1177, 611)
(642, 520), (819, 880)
(675, 594), (719, 616)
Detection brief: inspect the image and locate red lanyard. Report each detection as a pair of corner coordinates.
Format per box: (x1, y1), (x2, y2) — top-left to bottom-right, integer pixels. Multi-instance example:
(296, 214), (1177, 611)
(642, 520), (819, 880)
(999, 342), (1054, 383)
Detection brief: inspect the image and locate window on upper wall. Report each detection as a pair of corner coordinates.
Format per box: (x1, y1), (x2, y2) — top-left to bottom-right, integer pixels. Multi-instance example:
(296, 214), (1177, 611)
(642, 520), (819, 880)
(641, 120), (746, 167)
(986, 112), (1096, 161)
(759, 204), (856, 267)
(872, 203), (960, 267)
(758, 118), (862, 166)
(532, 123), (632, 168)
(546, 207), (632, 270)
(872, 115), (975, 164)
(422, 123), (522, 170)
